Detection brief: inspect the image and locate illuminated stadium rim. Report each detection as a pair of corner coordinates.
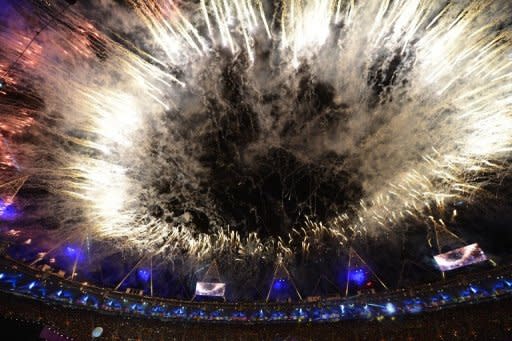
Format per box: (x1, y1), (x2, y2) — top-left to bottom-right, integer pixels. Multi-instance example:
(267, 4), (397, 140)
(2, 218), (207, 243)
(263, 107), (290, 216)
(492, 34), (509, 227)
(0, 255), (511, 324)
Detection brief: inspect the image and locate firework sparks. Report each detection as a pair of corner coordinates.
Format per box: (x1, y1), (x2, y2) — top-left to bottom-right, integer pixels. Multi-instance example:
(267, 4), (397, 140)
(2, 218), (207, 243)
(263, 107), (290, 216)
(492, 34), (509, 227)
(0, 0), (511, 282)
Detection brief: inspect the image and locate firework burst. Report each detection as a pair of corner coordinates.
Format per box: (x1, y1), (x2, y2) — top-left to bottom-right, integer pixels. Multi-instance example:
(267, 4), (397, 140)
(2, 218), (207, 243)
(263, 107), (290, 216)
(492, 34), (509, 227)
(1, 0), (511, 287)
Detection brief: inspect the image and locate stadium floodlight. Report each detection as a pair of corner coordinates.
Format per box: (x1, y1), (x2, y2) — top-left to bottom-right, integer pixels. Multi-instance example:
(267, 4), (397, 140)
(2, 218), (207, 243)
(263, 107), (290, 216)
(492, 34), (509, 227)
(385, 302), (396, 315)
(91, 327), (103, 338)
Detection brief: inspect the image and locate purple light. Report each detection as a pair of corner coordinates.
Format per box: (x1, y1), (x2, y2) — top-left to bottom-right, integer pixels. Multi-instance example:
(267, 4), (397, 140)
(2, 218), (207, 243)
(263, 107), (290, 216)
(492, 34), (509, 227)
(0, 199), (17, 221)
(273, 278), (288, 291)
(64, 245), (83, 262)
(65, 246), (77, 256)
(137, 269), (150, 282)
(348, 268), (367, 286)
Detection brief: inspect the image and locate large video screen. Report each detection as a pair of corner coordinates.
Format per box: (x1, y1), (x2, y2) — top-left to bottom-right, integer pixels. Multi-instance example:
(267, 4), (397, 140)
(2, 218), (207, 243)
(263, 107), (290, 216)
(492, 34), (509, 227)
(195, 282), (226, 297)
(433, 243), (487, 271)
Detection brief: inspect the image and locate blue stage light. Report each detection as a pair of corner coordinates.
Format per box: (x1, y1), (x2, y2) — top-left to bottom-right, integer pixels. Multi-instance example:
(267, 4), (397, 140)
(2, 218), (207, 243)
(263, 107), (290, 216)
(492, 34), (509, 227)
(28, 281), (36, 290)
(385, 302), (396, 314)
(0, 273), (4, 279)
(254, 309), (265, 319)
(439, 292), (451, 300)
(152, 306), (165, 314)
(172, 306), (186, 316)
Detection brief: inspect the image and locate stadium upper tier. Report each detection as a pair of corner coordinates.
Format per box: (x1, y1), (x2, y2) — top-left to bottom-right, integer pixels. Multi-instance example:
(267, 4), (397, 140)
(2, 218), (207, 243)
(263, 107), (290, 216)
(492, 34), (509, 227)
(0, 256), (511, 324)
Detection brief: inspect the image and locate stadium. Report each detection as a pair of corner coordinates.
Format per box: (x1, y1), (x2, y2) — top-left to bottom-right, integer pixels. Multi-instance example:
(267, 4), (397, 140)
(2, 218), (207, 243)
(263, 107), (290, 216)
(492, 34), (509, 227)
(1, 0), (512, 340)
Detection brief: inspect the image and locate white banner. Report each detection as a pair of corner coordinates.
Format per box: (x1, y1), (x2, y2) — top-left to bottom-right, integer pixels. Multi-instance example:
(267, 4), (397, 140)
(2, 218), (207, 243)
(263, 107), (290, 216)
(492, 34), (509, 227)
(434, 243), (487, 271)
(195, 282), (226, 297)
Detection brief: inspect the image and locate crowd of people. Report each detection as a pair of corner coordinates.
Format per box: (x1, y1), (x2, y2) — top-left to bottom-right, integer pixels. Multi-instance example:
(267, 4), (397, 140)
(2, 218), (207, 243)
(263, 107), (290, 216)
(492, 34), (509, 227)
(1, 291), (512, 340)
